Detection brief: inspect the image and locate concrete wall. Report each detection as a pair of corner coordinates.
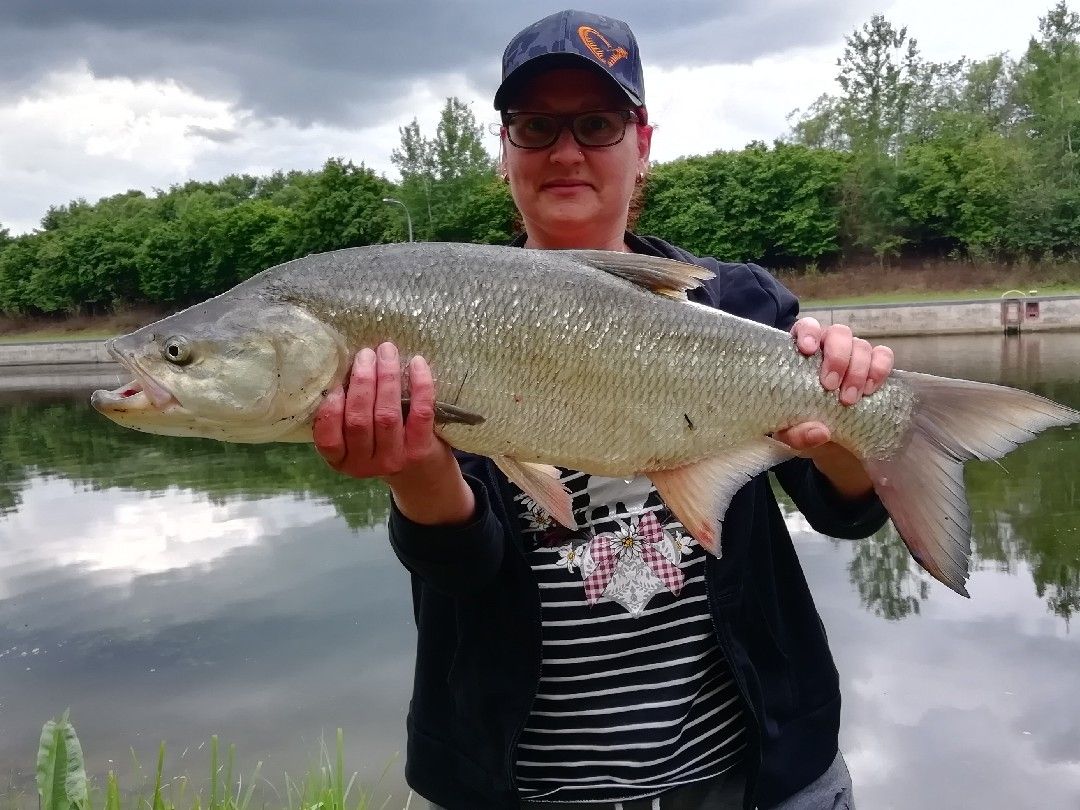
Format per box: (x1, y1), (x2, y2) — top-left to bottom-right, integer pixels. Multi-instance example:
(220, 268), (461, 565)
(803, 294), (1080, 338)
(0, 339), (111, 367)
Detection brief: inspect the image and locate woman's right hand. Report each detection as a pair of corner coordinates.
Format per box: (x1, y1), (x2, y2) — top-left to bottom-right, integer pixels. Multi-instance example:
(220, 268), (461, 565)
(313, 342), (476, 525)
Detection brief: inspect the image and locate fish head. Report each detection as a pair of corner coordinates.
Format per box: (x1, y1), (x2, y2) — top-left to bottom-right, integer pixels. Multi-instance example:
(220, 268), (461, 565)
(91, 297), (349, 443)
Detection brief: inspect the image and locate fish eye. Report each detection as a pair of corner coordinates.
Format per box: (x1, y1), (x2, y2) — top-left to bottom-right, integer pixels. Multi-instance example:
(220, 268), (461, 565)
(162, 336), (193, 365)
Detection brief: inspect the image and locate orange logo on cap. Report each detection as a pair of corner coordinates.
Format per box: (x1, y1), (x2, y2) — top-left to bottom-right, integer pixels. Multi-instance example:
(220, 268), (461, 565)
(577, 25), (629, 68)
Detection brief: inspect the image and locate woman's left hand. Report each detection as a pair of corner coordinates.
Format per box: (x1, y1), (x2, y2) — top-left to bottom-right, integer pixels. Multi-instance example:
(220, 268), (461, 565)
(772, 317), (895, 497)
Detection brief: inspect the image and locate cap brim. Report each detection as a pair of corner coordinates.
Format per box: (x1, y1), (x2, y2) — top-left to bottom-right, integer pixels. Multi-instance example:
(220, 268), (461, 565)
(494, 52), (642, 109)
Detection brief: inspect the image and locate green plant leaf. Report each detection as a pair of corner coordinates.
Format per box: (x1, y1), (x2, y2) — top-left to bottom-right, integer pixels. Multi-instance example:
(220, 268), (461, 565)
(37, 710), (89, 810)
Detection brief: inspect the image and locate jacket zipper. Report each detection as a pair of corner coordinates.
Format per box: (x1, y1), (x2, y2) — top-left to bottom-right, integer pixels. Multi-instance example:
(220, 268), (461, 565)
(484, 459), (543, 801)
(706, 565), (763, 810)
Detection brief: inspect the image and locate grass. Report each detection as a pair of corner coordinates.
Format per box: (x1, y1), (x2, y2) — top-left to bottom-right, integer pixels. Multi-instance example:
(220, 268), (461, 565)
(0, 308), (165, 344)
(0, 330), (118, 344)
(782, 257), (1080, 307)
(20, 714), (409, 810)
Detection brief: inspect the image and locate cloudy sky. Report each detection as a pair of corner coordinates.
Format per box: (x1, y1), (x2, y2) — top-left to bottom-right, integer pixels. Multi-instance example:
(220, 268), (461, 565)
(0, 0), (1061, 235)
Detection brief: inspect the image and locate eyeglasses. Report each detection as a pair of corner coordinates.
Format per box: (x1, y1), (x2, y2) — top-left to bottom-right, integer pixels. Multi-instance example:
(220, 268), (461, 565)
(502, 110), (639, 149)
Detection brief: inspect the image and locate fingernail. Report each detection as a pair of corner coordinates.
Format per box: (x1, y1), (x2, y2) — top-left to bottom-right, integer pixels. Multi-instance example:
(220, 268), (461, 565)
(378, 343), (396, 361)
(824, 371), (840, 390)
(809, 427), (829, 444)
(800, 335), (816, 351)
(843, 386), (859, 404)
(359, 347), (376, 364)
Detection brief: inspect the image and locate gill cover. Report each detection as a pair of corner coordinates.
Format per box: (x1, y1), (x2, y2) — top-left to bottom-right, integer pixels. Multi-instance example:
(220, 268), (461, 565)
(100, 302), (348, 443)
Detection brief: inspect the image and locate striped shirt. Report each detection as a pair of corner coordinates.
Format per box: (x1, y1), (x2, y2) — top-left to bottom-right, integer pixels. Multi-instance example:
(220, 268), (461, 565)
(513, 471), (746, 803)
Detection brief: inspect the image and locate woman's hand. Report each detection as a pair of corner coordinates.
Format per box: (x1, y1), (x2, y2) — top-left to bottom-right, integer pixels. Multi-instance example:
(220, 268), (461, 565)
(773, 318), (895, 499)
(313, 342), (475, 525)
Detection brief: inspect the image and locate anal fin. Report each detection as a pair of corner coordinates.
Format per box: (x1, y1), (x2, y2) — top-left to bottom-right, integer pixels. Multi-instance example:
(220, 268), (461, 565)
(648, 438), (795, 555)
(493, 456), (576, 530)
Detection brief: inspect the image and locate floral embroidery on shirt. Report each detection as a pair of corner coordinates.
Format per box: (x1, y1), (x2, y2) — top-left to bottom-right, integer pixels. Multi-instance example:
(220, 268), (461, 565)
(673, 531), (695, 557)
(556, 543), (587, 572)
(520, 494), (555, 531)
(606, 518), (644, 558)
(517, 475), (698, 616)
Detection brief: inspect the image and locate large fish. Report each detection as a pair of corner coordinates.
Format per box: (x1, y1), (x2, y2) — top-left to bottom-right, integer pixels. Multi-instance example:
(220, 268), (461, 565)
(91, 243), (1079, 596)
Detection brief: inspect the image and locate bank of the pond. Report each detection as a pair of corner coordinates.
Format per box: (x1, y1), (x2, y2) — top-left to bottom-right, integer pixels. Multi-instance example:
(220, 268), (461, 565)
(0, 338), (111, 366)
(802, 293), (1080, 337)
(3, 293), (1080, 367)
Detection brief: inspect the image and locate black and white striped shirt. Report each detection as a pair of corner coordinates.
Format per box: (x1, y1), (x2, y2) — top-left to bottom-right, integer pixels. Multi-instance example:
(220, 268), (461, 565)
(514, 471), (746, 803)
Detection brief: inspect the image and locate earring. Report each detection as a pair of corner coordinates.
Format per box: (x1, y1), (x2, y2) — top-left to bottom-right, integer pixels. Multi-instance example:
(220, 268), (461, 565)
(502, 173), (510, 183)
(635, 171), (645, 184)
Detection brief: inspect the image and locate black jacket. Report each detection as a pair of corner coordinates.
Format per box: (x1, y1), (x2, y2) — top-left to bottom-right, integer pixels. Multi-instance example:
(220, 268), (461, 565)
(388, 235), (889, 809)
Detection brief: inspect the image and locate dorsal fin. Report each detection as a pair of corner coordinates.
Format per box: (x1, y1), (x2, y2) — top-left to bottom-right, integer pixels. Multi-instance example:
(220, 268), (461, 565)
(570, 250), (714, 300)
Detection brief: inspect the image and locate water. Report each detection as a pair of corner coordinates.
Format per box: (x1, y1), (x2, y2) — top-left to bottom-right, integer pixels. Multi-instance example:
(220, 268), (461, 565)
(1, 332), (1079, 809)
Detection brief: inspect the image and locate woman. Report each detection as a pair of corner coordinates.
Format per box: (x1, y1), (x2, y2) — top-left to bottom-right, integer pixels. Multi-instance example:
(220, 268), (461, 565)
(314, 10), (893, 809)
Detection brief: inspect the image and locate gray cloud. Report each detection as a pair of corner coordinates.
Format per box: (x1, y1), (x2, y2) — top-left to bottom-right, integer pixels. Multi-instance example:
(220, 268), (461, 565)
(185, 125), (241, 143)
(0, 0), (876, 125)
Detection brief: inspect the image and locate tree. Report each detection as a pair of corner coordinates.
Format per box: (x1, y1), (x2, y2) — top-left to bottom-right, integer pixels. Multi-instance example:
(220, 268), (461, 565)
(639, 144), (847, 264)
(897, 131), (1027, 256)
(960, 55), (1020, 135)
(827, 14), (925, 155)
(390, 97), (514, 243)
(291, 158), (397, 256)
(789, 15), (929, 261)
(0, 236), (40, 313)
(1016, 1), (1080, 166)
(1011, 2), (1080, 254)
(136, 193), (221, 304)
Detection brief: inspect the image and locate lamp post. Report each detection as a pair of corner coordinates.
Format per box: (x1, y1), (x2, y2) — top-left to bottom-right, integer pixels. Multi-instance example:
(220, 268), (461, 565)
(382, 197), (414, 242)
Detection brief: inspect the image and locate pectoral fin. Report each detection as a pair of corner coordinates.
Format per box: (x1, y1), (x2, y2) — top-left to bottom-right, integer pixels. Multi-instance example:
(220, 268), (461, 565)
(493, 456), (576, 530)
(401, 397), (485, 426)
(648, 438), (795, 555)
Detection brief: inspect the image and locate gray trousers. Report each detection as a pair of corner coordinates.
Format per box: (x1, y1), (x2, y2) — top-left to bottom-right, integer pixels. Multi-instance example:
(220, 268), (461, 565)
(430, 751), (854, 810)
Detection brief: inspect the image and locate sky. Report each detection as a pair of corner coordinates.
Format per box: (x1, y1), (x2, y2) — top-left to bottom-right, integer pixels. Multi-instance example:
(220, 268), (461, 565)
(0, 0), (1062, 235)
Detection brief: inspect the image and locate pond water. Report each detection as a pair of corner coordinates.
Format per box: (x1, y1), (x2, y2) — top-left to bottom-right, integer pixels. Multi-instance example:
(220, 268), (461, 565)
(1, 332), (1078, 809)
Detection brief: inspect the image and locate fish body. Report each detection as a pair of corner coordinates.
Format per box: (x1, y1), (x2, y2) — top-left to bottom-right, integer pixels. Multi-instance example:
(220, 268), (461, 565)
(92, 242), (1080, 596)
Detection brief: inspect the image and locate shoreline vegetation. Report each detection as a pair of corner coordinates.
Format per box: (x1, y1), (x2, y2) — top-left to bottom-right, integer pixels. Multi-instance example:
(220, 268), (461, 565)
(1, 258), (1077, 344)
(22, 713), (409, 810)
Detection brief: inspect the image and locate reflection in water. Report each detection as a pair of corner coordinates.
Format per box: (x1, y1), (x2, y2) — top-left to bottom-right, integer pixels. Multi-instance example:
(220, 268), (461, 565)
(777, 331), (1080, 623)
(0, 390), (390, 529)
(0, 385), (410, 803)
(0, 335), (1078, 808)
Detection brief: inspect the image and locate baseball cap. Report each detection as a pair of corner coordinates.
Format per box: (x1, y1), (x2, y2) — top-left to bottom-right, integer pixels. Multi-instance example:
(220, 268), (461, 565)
(494, 10), (645, 111)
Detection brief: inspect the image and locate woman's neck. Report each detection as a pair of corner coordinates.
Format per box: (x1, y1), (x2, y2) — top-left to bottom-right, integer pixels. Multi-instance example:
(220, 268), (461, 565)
(522, 222), (630, 252)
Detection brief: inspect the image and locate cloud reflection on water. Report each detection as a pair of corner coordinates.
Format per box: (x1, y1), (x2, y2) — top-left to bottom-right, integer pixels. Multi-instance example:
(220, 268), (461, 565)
(1, 332), (1078, 807)
(795, 531), (1080, 809)
(0, 470), (413, 803)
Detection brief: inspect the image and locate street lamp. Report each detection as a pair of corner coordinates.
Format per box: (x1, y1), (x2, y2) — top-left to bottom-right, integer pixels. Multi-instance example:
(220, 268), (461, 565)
(382, 197), (414, 242)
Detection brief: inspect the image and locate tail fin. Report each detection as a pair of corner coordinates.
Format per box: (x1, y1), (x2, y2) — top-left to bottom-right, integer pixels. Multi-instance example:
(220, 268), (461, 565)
(865, 370), (1079, 597)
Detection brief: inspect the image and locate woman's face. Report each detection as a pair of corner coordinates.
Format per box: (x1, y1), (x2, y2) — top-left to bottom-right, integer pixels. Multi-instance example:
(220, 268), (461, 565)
(501, 68), (652, 248)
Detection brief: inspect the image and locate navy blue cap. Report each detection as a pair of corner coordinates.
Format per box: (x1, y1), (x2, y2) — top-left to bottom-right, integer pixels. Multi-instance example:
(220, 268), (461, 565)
(494, 10), (645, 110)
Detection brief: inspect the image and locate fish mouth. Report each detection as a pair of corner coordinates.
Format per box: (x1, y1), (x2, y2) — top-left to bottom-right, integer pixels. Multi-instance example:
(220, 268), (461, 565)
(91, 342), (179, 414)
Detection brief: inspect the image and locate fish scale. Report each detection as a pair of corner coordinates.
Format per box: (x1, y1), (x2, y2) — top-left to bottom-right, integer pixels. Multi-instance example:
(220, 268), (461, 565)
(275, 243), (910, 473)
(92, 242), (1080, 597)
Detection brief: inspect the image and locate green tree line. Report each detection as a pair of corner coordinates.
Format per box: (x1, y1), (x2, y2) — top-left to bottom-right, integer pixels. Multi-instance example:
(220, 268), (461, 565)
(1, 3), (1078, 316)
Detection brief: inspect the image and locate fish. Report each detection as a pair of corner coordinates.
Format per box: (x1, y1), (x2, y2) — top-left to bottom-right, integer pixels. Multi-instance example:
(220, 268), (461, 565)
(91, 242), (1080, 597)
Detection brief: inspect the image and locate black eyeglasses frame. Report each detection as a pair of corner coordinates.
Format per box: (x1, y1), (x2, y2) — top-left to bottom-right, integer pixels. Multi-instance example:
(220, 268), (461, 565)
(500, 109), (641, 150)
